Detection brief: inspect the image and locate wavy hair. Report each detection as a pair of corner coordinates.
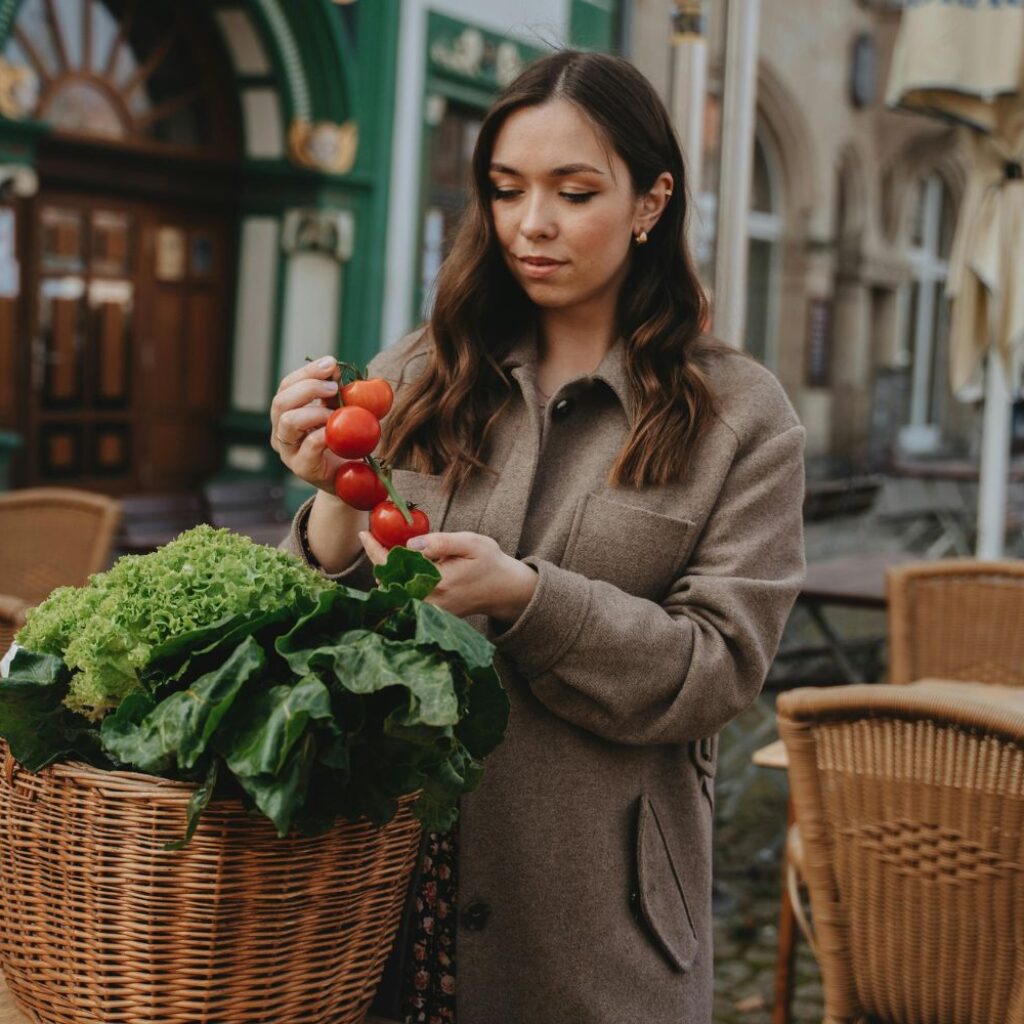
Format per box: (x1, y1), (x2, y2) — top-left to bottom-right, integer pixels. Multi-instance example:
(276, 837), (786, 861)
(379, 49), (723, 492)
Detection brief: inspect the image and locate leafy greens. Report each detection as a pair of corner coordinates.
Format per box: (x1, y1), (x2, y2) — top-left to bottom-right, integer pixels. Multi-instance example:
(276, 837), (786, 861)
(2, 528), (509, 843)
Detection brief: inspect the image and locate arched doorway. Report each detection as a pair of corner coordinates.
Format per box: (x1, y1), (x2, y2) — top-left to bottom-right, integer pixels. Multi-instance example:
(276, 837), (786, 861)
(3, 0), (241, 493)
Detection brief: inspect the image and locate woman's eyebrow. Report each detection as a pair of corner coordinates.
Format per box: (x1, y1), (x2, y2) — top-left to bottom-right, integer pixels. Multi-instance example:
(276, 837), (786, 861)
(489, 162), (605, 177)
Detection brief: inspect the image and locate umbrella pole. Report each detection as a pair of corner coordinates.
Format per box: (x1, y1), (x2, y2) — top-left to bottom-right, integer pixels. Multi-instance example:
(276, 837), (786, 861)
(977, 352), (1012, 559)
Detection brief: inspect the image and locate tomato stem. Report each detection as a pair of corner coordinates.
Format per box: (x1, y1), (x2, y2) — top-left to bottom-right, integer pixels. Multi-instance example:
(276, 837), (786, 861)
(365, 455), (413, 525)
(336, 360), (364, 384)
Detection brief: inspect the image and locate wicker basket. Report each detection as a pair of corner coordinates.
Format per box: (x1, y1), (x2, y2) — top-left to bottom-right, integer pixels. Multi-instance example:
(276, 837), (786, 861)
(0, 743), (422, 1024)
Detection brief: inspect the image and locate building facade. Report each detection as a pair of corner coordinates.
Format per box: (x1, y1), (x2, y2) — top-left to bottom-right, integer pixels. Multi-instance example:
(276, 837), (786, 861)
(0, 0), (410, 496)
(633, 0), (976, 471)
(0, 0), (630, 500)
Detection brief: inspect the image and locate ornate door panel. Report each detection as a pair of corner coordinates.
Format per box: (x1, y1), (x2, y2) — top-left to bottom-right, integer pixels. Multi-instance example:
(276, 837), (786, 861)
(27, 196), (229, 492)
(29, 200), (137, 487)
(137, 217), (230, 491)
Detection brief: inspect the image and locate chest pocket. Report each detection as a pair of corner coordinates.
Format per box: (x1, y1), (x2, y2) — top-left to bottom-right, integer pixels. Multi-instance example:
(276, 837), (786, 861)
(388, 469), (453, 533)
(561, 492), (695, 601)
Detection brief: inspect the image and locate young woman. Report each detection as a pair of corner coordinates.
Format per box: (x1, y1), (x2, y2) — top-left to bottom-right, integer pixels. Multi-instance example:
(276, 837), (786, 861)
(274, 49), (805, 1024)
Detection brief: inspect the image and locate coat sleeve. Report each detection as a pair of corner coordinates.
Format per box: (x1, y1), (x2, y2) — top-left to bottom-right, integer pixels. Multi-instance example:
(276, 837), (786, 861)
(490, 422), (806, 745)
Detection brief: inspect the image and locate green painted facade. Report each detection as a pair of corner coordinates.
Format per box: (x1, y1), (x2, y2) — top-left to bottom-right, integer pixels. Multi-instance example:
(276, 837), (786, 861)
(0, 0), (400, 499)
(570, 0), (624, 52)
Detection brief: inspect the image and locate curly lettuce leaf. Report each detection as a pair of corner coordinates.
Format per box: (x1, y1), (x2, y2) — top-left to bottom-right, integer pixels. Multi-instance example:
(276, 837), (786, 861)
(17, 525), (330, 720)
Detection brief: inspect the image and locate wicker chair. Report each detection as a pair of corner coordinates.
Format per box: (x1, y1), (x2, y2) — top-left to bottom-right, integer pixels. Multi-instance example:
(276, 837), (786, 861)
(778, 684), (1024, 1024)
(776, 559), (1024, 1023)
(886, 560), (1024, 686)
(0, 488), (122, 610)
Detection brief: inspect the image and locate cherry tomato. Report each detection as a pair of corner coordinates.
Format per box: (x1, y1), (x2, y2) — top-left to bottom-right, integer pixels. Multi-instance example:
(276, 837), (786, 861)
(325, 406), (381, 459)
(370, 501), (430, 549)
(334, 461), (388, 510)
(341, 378), (394, 419)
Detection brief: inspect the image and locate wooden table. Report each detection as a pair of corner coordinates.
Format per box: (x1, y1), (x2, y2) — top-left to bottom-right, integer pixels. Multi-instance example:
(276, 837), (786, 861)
(757, 678), (1024, 1024)
(781, 551), (915, 684)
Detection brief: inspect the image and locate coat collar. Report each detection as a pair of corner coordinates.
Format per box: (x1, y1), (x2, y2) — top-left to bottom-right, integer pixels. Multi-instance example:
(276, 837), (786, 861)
(499, 325), (634, 424)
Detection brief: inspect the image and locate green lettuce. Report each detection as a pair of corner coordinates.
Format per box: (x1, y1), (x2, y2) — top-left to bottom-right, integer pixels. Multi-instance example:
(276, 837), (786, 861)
(16, 525), (332, 719)
(2, 533), (509, 843)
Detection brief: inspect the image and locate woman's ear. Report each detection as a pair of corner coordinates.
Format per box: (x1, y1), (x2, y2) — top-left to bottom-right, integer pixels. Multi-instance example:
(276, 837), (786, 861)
(634, 172), (675, 236)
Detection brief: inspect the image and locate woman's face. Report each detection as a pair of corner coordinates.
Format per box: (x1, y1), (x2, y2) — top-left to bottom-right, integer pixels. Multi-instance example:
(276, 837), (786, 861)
(487, 99), (653, 314)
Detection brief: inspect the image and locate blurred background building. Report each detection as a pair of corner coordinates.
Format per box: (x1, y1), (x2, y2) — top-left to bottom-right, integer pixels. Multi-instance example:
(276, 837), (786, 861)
(0, 0), (1004, 503)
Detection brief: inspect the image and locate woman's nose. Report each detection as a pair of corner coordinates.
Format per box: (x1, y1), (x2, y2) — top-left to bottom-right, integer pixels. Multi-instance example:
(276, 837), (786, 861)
(518, 192), (557, 240)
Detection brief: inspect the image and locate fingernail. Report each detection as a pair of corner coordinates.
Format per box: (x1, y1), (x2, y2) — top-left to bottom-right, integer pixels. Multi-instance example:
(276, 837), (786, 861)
(323, 380), (338, 392)
(408, 536), (428, 550)
(318, 356), (336, 369)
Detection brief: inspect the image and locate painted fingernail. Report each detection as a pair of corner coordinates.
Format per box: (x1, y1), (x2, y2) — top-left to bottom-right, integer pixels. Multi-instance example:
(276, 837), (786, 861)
(318, 356), (336, 369)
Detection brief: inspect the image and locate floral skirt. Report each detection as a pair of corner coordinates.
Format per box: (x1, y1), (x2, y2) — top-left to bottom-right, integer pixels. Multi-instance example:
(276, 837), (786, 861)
(399, 822), (459, 1024)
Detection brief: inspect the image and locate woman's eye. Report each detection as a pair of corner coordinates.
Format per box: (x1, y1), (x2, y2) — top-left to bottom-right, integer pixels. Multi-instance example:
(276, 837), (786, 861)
(560, 191), (596, 204)
(490, 187), (520, 201)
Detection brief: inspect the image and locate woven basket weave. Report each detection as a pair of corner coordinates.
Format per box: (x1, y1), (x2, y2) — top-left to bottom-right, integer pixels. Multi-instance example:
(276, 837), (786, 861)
(0, 743), (422, 1024)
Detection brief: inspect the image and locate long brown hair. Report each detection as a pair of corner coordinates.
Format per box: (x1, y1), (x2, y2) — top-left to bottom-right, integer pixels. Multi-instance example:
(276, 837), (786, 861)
(379, 49), (720, 492)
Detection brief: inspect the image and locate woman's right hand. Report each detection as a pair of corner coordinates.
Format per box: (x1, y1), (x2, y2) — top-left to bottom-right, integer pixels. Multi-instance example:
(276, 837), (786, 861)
(270, 356), (343, 494)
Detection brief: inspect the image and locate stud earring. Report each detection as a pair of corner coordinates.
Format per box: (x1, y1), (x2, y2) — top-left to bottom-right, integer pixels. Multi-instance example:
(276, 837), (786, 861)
(634, 230), (649, 245)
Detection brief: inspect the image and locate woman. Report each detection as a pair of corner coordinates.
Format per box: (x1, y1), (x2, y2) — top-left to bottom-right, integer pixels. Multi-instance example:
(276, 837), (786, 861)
(274, 50), (804, 1024)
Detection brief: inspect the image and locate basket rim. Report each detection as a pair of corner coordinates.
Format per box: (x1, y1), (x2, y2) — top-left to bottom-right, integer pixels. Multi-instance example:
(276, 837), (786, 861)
(0, 741), (423, 817)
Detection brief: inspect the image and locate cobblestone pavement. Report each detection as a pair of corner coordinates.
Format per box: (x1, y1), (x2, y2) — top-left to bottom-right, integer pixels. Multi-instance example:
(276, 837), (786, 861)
(710, 512), (908, 1024)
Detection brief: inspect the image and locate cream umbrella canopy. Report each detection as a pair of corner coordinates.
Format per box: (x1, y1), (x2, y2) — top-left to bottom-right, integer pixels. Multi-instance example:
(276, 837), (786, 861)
(887, 1), (1024, 558)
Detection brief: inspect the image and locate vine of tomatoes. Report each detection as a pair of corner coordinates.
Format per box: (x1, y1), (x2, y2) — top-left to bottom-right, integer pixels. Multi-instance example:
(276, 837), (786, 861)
(309, 357), (430, 549)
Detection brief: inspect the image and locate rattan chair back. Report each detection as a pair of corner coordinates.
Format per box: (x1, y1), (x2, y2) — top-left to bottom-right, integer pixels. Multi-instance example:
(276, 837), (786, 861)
(778, 685), (1024, 1024)
(0, 488), (121, 606)
(887, 560), (1024, 686)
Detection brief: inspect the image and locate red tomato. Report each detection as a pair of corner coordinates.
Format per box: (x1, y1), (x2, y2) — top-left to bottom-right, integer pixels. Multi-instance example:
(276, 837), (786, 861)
(334, 461), (388, 510)
(341, 378), (394, 419)
(325, 406), (381, 459)
(370, 501), (430, 549)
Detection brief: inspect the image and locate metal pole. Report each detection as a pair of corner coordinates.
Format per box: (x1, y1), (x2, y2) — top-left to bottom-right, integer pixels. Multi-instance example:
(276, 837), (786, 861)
(977, 352), (1011, 558)
(713, 0), (761, 348)
(671, 2), (708, 258)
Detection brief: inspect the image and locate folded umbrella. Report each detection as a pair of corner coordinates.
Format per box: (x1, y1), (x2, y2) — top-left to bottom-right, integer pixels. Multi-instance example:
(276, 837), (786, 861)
(887, 1), (1024, 557)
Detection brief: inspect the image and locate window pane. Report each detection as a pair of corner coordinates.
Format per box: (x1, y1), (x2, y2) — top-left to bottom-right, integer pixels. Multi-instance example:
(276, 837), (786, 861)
(750, 137), (774, 214)
(47, 79), (126, 137)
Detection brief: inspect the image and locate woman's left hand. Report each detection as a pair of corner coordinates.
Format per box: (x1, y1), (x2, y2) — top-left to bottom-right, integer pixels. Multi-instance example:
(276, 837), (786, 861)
(358, 529), (538, 622)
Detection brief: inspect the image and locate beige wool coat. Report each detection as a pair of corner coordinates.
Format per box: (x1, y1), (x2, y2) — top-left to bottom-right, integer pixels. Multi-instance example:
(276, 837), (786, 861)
(281, 327), (806, 1024)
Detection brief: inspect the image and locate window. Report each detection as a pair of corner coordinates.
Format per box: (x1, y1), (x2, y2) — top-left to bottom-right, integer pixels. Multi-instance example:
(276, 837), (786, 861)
(899, 172), (955, 452)
(697, 130), (784, 367)
(3, 0), (228, 151)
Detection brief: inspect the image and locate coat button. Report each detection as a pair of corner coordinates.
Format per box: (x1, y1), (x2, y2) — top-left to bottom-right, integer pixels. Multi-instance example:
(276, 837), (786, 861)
(461, 901), (491, 931)
(552, 397), (574, 419)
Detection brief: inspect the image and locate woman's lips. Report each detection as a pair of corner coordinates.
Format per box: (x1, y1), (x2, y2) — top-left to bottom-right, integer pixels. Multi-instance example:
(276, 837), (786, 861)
(517, 256), (567, 279)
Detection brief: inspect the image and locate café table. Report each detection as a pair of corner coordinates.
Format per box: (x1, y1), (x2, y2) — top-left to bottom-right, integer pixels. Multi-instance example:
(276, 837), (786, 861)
(756, 677), (1024, 1024)
(780, 550), (915, 684)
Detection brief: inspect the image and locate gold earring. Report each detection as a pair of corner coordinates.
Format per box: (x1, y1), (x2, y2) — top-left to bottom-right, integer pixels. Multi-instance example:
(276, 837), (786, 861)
(634, 230), (649, 245)
(665, 190), (673, 198)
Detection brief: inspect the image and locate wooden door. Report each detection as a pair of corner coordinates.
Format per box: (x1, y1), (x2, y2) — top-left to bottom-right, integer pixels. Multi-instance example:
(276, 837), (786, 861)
(26, 194), (230, 493)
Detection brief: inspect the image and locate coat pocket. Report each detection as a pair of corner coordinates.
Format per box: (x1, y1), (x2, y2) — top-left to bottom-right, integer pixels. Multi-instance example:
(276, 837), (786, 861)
(388, 469), (453, 532)
(562, 493), (695, 600)
(634, 794), (699, 972)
